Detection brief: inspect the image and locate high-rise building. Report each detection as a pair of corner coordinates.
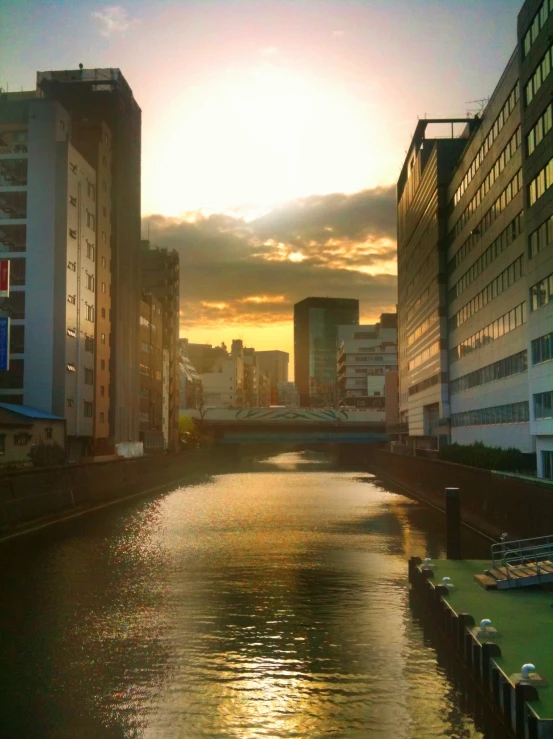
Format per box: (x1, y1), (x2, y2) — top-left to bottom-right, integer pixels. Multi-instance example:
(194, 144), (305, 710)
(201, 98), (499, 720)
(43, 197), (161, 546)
(0, 95), (100, 459)
(294, 297), (359, 407)
(141, 240), (180, 451)
(37, 68), (142, 447)
(397, 0), (553, 478)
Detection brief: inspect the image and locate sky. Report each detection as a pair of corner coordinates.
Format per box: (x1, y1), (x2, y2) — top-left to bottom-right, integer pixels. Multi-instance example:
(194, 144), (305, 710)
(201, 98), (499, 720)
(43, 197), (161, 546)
(3, 0), (522, 372)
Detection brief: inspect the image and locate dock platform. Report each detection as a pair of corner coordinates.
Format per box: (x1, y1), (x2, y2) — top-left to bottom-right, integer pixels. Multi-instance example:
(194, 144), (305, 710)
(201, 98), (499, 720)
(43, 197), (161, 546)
(409, 556), (553, 737)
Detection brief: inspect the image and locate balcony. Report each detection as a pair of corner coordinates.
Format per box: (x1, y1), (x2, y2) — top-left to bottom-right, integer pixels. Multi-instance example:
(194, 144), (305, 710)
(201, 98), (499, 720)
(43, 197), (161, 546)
(0, 157), (28, 188)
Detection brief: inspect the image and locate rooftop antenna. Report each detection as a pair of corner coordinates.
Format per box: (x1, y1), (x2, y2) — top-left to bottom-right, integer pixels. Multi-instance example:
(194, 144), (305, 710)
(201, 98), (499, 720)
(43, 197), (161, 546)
(466, 97), (490, 117)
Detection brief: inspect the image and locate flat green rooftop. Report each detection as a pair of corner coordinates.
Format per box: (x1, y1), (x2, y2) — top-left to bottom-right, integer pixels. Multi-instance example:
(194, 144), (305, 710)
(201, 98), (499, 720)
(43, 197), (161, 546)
(429, 559), (553, 719)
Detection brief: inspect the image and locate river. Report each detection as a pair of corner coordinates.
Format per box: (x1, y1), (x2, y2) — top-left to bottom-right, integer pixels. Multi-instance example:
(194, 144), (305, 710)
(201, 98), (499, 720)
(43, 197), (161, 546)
(0, 450), (491, 738)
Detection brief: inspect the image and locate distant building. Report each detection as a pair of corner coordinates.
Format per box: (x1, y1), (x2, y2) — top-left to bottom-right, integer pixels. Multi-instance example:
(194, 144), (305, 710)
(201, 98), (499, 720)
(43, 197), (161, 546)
(139, 292), (164, 452)
(243, 347), (259, 407)
(180, 339), (227, 374)
(256, 350), (289, 403)
(202, 353), (244, 408)
(141, 240), (180, 451)
(294, 297), (359, 407)
(277, 382), (300, 407)
(337, 314), (398, 422)
(179, 352), (202, 410)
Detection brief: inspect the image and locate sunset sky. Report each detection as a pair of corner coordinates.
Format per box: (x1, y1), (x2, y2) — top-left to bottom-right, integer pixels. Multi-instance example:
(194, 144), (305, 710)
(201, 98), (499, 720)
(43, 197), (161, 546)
(4, 0), (521, 369)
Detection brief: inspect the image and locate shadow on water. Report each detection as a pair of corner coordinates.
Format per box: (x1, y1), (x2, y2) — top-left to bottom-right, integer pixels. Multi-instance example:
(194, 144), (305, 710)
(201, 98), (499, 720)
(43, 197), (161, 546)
(0, 449), (492, 738)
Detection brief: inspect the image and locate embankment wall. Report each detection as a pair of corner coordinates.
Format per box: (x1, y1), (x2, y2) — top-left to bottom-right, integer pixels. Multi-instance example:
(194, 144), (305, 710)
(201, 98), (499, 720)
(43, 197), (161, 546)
(365, 447), (553, 540)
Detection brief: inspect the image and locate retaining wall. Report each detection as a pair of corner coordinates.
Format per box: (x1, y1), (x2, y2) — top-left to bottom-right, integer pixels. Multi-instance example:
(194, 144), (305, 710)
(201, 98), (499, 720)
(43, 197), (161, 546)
(366, 447), (553, 540)
(0, 449), (232, 531)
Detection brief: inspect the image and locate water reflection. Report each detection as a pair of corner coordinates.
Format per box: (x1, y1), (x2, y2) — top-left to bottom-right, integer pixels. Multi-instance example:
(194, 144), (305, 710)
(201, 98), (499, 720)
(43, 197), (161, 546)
(0, 450), (488, 738)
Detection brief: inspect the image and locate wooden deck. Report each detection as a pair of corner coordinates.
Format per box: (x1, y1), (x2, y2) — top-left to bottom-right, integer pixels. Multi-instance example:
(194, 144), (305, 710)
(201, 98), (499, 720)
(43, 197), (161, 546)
(475, 560), (553, 590)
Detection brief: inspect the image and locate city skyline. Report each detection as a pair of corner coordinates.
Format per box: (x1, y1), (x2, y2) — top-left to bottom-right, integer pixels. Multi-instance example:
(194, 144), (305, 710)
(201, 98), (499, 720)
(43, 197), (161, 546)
(3, 0), (523, 360)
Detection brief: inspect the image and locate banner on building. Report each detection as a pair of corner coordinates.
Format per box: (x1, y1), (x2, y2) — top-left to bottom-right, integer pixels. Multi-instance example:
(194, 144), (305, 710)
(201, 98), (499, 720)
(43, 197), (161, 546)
(0, 316), (9, 371)
(0, 260), (9, 298)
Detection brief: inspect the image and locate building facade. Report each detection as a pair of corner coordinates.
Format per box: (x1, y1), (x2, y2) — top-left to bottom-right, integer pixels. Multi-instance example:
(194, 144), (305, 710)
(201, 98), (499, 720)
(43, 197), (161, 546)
(294, 297), (359, 407)
(337, 314), (398, 411)
(139, 292), (164, 452)
(276, 382), (300, 407)
(256, 350), (289, 404)
(397, 0), (553, 477)
(37, 68), (142, 447)
(141, 240), (180, 451)
(0, 96), (98, 459)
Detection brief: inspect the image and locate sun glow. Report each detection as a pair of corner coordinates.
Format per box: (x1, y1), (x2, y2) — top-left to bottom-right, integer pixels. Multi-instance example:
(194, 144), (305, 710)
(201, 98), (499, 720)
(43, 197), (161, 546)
(144, 62), (381, 216)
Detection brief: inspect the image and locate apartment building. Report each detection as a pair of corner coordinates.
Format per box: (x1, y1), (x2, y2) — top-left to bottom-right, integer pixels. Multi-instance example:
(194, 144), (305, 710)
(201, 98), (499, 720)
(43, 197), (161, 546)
(139, 291), (164, 452)
(397, 0), (553, 477)
(38, 68), (142, 446)
(141, 240), (180, 451)
(0, 96), (98, 459)
(337, 313), (398, 412)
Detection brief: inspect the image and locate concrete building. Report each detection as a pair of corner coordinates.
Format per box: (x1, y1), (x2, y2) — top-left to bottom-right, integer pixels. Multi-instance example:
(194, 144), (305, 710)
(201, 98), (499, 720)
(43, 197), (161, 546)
(243, 347), (259, 407)
(276, 382), (300, 407)
(0, 96), (98, 459)
(337, 314), (398, 413)
(201, 352), (244, 408)
(139, 292), (164, 452)
(179, 352), (202, 410)
(141, 240), (180, 451)
(397, 0), (553, 477)
(37, 68), (142, 447)
(294, 297), (359, 407)
(256, 350), (289, 404)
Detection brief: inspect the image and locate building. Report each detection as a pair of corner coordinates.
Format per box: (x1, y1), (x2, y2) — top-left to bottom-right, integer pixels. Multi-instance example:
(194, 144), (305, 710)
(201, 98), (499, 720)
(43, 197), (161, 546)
(294, 297), (359, 407)
(139, 292), (164, 452)
(337, 314), (398, 415)
(37, 68), (142, 447)
(0, 95), (99, 459)
(256, 350), (289, 403)
(141, 240), (180, 451)
(179, 339), (228, 374)
(0, 403), (65, 466)
(276, 382), (300, 407)
(201, 352), (244, 408)
(243, 347), (259, 407)
(397, 0), (553, 477)
(179, 352), (202, 410)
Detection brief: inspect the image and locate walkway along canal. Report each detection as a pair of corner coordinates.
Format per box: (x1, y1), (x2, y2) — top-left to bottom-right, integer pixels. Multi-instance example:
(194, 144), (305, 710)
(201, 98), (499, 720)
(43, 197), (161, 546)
(1, 450), (493, 738)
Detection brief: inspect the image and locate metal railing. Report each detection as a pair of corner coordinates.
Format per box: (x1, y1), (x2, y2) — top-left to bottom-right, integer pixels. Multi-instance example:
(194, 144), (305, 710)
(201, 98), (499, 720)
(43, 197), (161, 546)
(491, 534), (553, 570)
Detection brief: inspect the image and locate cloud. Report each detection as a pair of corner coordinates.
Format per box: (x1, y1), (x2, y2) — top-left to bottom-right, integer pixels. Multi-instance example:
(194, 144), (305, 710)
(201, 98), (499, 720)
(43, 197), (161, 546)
(91, 6), (140, 36)
(142, 187), (398, 332)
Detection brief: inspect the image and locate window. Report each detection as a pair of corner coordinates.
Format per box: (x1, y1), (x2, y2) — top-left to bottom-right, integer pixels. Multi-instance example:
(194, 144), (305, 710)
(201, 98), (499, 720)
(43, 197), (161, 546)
(530, 272), (553, 310)
(69, 228), (77, 239)
(70, 162), (77, 174)
(543, 451), (553, 480)
(85, 304), (94, 322)
(102, 282), (106, 293)
(84, 401), (93, 418)
(450, 302), (526, 363)
(86, 241), (95, 261)
(100, 412), (105, 423)
(84, 336), (94, 352)
(45, 427), (52, 440)
(67, 294), (76, 305)
(14, 432), (32, 446)
(100, 359), (105, 370)
(0, 434), (5, 455)
(450, 351), (527, 394)
(84, 367), (94, 385)
(87, 181), (96, 199)
(86, 211), (95, 231)
(100, 385), (105, 397)
(67, 363), (76, 372)
(141, 341), (150, 353)
(67, 398), (74, 407)
(532, 332), (553, 364)
(451, 401), (529, 427)
(69, 195), (77, 207)
(67, 327), (76, 338)
(102, 231), (107, 243)
(86, 273), (95, 292)
(102, 256), (107, 268)
(101, 333), (106, 344)
(525, 41), (553, 103)
(67, 261), (76, 271)
(101, 307), (106, 318)
(534, 391), (553, 419)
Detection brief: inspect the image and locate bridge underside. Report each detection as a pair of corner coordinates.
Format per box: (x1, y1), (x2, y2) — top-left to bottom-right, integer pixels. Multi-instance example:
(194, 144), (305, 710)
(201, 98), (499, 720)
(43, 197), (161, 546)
(211, 424), (387, 444)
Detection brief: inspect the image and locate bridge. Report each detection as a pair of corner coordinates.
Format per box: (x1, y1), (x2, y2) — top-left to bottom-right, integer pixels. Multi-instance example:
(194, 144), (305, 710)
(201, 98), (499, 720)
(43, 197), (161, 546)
(187, 407), (388, 444)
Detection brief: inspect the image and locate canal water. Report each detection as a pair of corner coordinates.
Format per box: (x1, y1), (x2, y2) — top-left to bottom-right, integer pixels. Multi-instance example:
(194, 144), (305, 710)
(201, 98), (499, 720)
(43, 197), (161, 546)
(0, 450), (491, 738)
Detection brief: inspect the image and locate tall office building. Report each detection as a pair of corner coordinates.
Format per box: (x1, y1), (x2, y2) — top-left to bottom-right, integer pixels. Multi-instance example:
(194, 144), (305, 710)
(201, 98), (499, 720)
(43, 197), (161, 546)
(294, 297), (359, 407)
(397, 0), (553, 477)
(37, 68), (142, 446)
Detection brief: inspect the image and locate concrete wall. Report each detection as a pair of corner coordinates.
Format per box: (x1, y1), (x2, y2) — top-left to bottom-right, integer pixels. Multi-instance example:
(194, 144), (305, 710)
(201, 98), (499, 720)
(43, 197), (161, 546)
(366, 446), (553, 539)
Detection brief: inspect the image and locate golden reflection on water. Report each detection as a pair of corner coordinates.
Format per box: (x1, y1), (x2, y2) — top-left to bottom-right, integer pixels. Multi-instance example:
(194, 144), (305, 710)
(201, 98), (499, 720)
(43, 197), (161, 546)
(0, 451), (487, 739)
